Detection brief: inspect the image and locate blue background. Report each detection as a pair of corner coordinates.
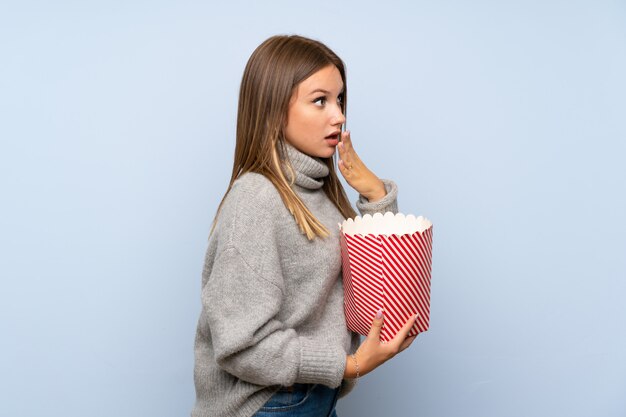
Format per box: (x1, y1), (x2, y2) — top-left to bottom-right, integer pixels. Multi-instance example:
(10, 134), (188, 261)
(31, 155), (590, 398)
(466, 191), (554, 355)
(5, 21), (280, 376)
(1, 1), (625, 416)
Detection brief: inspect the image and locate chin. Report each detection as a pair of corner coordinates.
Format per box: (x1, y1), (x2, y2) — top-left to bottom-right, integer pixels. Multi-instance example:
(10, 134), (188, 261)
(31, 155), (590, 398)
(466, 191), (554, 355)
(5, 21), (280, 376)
(295, 142), (336, 159)
(317, 148), (336, 159)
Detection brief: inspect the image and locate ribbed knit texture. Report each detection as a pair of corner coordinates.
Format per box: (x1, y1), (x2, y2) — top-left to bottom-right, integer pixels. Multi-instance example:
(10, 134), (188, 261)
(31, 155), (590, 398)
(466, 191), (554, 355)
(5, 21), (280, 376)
(192, 142), (399, 417)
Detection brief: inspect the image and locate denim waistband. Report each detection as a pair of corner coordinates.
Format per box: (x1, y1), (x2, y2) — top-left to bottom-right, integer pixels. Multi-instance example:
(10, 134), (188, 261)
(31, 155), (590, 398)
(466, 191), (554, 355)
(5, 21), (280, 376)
(280, 383), (315, 392)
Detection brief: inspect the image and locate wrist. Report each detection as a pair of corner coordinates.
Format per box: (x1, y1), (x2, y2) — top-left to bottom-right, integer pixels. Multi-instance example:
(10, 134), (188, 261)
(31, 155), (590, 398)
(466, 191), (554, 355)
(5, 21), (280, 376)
(363, 180), (386, 202)
(343, 354), (360, 379)
(343, 354), (354, 379)
(351, 353), (361, 379)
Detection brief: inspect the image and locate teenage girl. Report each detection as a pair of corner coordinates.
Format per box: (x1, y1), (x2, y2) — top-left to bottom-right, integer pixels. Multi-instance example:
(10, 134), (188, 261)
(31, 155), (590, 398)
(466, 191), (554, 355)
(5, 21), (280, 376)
(192, 34), (418, 417)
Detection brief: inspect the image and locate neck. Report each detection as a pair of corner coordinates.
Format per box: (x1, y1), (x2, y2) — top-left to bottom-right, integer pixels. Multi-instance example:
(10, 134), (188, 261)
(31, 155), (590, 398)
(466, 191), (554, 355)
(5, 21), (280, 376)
(279, 142), (330, 190)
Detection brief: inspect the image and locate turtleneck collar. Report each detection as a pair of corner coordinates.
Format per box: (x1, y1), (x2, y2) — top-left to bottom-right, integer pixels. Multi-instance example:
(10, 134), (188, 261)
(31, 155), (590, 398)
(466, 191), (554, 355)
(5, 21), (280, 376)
(280, 141), (330, 190)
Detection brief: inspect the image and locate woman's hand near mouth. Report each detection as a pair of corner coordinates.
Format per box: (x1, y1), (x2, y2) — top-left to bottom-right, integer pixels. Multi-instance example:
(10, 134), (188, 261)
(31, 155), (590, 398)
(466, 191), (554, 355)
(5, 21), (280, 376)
(337, 130), (387, 202)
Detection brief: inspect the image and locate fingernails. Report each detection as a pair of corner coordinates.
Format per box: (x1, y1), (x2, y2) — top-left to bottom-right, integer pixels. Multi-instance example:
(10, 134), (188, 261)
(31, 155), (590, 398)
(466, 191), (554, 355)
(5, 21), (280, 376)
(414, 314), (419, 321)
(376, 309), (383, 319)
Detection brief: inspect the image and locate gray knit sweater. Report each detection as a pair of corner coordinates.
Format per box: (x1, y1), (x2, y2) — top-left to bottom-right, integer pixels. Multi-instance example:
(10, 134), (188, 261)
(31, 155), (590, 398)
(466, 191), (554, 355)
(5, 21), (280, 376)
(192, 142), (399, 417)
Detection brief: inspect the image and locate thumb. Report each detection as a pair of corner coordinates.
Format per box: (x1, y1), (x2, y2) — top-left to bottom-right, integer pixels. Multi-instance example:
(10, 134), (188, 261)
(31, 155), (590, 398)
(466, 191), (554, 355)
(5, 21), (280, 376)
(367, 309), (384, 339)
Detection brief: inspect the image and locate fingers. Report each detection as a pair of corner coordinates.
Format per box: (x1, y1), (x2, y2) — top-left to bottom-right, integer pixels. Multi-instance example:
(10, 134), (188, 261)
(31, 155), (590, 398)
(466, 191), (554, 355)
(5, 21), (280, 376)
(367, 308), (384, 340)
(340, 130), (352, 149)
(338, 131), (352, 156)
(399, 336), (417, 352)
(356, 311), (417, 375)
(337, 159), (350, 177)
(337, 131), (354, 171)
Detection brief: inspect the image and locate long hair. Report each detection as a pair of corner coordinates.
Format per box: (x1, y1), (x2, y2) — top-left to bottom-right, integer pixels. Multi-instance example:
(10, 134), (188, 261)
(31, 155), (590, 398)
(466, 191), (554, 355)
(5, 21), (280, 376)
(210, 34), (357, 240)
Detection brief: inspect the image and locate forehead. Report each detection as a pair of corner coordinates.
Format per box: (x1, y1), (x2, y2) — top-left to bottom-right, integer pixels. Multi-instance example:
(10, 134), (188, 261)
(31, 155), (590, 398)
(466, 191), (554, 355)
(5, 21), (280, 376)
(295, 65), (344, 98)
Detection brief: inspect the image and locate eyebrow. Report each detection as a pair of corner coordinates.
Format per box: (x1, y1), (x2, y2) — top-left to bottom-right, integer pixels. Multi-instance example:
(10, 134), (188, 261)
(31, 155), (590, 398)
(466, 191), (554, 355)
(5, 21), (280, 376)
(308, 87), (345, 96)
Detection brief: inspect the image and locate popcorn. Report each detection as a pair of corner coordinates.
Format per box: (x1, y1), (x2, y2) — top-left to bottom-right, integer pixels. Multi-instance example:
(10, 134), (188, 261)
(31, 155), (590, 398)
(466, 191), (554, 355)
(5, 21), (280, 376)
(339, 212), (434, 342)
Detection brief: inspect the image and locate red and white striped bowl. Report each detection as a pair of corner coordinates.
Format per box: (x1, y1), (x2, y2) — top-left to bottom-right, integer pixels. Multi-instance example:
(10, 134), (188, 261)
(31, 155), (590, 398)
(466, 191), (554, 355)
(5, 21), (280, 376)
(339, 212), (433, 342)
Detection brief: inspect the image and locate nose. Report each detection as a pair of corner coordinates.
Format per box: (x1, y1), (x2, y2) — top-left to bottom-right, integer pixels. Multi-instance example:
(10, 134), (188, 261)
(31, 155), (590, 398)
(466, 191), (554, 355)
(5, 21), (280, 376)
(331, 105), (346, 127)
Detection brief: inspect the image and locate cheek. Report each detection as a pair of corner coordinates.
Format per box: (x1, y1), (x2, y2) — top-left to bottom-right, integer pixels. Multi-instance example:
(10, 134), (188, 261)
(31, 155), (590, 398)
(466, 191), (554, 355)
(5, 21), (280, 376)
(300, 109), (324, 131)
(291, 112), (313, 136)
(286, 105), (323, 142)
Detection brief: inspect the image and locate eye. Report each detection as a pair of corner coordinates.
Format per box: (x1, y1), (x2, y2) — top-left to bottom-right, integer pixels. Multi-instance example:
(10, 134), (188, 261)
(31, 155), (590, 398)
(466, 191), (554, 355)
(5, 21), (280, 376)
(313, 94), (344, 107)
(313, 96), (327, 106)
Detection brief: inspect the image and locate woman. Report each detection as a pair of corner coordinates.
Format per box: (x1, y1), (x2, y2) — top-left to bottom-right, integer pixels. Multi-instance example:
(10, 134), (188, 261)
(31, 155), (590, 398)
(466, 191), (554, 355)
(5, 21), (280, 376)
(192, 34), (418, 417)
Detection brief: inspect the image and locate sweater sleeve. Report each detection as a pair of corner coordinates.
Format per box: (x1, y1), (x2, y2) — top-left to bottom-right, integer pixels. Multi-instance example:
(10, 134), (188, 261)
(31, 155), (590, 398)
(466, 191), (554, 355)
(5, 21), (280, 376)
(202, 244), (346, 388)
(355, 178), (399, 216)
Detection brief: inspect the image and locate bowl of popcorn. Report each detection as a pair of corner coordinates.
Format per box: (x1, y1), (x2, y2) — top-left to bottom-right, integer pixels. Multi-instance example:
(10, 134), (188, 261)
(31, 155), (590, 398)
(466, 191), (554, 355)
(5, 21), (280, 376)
(339, 212), (434, 342)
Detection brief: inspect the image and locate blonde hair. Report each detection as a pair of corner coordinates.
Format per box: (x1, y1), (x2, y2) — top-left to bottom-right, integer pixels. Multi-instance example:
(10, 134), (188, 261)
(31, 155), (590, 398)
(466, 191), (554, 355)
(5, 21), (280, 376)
(210, 34), (357, 240)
